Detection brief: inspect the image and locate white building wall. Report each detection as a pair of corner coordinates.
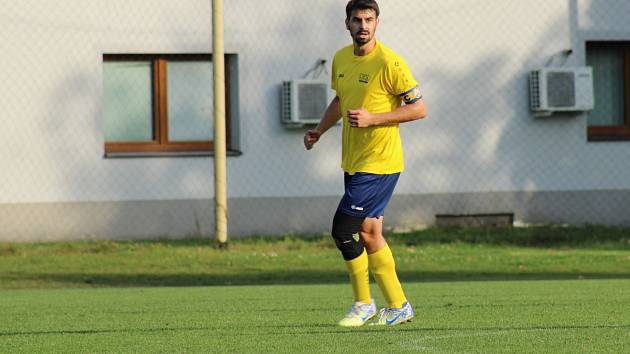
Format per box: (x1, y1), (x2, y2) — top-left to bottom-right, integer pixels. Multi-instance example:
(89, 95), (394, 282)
(1, 0), (630, 240)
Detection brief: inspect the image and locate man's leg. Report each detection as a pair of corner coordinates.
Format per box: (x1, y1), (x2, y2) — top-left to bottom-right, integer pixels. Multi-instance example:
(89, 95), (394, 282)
(331, 211), (371, 304)
(331, 211), (377, 327)
(361, 217), (407, 309)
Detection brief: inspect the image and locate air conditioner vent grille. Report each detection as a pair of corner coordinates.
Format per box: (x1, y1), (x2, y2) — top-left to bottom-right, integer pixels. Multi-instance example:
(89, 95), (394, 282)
(529, 71), (540, 110)
(281, 79), (330, 127)
(297, 82), (328, 119)
(546, 72), (575, 108)
(281, 81), (292, 123)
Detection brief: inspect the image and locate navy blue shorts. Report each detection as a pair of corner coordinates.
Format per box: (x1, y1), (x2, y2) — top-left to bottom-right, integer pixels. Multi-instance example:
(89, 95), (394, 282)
(337, 172), (400, 218)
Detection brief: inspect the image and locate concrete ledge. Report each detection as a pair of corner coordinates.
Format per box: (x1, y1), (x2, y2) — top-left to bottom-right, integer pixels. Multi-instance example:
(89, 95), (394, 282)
(1, 189), (630, 242)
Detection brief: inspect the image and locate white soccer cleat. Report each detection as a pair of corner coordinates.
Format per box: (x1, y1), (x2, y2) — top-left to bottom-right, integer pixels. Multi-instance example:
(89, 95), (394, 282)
(337, 299), (377, 327)
(373, 301), (414, 326)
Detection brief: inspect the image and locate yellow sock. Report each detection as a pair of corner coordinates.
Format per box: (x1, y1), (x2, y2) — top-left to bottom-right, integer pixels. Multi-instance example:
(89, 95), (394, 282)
(345, 249), (371, 304)
(368, 243), (407, 308)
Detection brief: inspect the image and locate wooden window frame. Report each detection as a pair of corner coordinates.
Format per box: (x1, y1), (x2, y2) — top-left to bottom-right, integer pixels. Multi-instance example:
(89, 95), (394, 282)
(587, 42), (630, 141)
(103, 54), (232, 154)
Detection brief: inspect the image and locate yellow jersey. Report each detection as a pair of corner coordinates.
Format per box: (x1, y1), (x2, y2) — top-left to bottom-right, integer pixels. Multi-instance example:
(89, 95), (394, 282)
(331, 41), (419, 175)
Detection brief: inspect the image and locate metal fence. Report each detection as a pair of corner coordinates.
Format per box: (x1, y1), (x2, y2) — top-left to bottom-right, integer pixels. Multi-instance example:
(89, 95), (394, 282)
(2, 0), (630, 242)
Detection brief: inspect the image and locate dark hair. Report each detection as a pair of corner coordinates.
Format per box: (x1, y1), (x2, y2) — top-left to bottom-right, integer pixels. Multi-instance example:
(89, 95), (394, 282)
(345, 0), (379, 19)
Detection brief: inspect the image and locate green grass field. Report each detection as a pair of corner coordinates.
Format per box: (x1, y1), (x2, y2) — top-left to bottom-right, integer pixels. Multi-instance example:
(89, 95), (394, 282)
(1, 226), (629, 353)
(2, 281), (629, 353)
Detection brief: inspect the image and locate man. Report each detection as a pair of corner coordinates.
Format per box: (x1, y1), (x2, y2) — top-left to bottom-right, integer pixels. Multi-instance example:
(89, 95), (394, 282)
(304, 0), (427, 327)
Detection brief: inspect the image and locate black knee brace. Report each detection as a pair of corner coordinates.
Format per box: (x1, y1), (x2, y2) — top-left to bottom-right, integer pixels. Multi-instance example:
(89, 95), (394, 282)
(331, 211), (365, 261)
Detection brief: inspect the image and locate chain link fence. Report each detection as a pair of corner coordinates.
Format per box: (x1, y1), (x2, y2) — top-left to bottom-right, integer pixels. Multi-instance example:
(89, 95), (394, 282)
(1, 0), (630, 241)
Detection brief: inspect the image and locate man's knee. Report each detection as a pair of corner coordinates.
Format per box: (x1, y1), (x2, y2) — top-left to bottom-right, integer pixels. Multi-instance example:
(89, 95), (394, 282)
(331, 211), (365, 261)
(359, 216), (383, 242)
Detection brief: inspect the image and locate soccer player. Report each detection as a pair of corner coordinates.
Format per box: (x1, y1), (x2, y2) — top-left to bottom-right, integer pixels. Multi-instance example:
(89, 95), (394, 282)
(303, 0), (427, 326)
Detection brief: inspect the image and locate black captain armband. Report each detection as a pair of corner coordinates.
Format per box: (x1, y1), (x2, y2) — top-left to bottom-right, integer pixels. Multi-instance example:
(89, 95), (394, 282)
(399, 85), (423, 104)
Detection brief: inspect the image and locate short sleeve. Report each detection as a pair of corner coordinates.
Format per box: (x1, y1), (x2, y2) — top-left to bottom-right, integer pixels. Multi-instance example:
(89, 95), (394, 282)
(331, 55), (338, 92)
(384, 56), (418, 97)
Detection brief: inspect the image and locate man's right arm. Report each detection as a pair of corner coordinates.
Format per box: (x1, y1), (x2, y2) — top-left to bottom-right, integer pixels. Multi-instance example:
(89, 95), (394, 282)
(304, 96), (341, 150)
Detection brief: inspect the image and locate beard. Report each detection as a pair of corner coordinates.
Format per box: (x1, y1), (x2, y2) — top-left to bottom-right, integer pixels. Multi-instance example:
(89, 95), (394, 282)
(353, 31), (373, 46)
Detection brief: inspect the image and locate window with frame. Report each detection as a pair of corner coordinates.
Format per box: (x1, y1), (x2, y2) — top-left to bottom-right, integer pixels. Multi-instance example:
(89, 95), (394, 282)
(103, 54), (239, 155)
(586, 42), (630, 141)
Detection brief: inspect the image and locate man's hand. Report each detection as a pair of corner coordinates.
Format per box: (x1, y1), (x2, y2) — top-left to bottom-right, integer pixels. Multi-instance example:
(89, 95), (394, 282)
(304, 129), (321, 150)
(348, 108), (376, 128)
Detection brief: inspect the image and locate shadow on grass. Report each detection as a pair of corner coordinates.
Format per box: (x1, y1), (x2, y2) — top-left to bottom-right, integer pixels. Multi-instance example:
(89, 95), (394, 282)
(172, 228), (630, 249)
(0, 326), (210, 337)
(391, 225), (630, 249)
(267, 323), (630, 337)
(3, 322), (629, 338)
(6, 270), (630, 288)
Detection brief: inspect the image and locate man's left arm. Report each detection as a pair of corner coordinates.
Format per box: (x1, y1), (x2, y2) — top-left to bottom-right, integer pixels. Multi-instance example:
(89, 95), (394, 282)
(347, 99), (427, 128)
(349, 55), (427, 128)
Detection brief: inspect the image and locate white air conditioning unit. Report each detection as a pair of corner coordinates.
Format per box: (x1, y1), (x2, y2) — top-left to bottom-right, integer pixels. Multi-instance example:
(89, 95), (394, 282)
(529, 67), (594, 116)
(281, 79), (329, 126)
